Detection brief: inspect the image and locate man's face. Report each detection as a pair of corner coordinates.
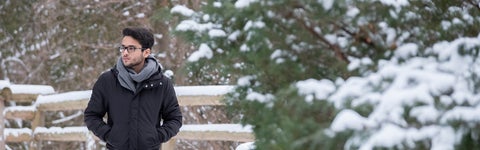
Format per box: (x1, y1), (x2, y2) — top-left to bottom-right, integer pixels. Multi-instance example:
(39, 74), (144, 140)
(121, 36), (150, 72)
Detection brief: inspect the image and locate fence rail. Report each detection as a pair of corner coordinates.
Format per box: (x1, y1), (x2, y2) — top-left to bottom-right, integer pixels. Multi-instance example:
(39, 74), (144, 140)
(0, 83), (253, 149)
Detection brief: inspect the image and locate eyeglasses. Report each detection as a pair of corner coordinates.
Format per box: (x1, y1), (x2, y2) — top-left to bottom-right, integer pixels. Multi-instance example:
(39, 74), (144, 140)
(118, 46), (145, 53)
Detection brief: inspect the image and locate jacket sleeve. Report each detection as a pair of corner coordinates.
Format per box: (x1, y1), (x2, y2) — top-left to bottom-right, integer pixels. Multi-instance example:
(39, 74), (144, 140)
(157, 78), (183, 143)
(84, 74), (111, 141)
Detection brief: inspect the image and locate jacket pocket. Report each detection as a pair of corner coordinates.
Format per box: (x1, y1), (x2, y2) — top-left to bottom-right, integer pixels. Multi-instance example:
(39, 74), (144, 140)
(141, 126), (161, 147)
(106, 125), (129, 148)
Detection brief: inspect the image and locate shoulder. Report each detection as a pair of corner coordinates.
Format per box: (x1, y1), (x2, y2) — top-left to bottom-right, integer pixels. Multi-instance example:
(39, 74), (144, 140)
(148, 70), (175, 90)
(94, 68), (117, 86)
(156, 71), (174, 86)
(100, 68), (116, 80)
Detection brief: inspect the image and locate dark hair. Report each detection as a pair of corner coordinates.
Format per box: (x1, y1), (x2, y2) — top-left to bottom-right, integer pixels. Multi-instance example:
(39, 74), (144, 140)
(122, 27), (154, 49)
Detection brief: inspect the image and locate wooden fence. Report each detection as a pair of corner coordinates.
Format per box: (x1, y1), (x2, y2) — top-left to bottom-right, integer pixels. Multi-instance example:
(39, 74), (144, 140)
(0, 83), (254, 150)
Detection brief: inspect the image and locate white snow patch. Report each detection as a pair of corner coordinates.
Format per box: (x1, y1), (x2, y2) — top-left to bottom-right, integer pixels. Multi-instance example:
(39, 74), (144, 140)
(4, 106), (36, 115)
(330, 109), (370, 132)
(236, 142), (255, 150)
(36, 90), (91, 104)
(187, 43), (213, 62)
(175, 20), (214, 32)
(0, 80), (10, 90)
(174, 85), (234, 96)
(235, 0), (259, 8)
(5, 84), (55, 95)
(34, 126), (89, 135)
(181, 124), (252, 133)
(296, 79), (336, 102)
(4, 128), (32, 138)
(318, 0), (334, 10)
(394, 43), (418, 59)
(171, 5), (195, 17)
(135, 13), (145, 18)
(208, 29), (227, 37)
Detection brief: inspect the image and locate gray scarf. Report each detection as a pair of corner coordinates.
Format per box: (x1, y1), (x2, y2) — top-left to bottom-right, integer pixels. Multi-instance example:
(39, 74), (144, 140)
(116, 55), (159, 93)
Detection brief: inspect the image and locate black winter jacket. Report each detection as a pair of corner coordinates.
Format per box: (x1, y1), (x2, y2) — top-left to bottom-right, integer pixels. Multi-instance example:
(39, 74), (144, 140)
(84, 67), (182, 150)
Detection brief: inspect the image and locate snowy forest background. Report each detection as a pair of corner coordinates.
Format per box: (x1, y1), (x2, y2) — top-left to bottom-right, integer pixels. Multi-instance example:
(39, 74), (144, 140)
(2, 0), (480, 150)
(0, 0), (234, 149)
(0, 0), (200, 91)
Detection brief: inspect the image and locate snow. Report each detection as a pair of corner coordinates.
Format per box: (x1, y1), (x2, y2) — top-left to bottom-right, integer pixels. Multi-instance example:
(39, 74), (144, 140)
(228, 30), (241, 41)
(245, 91), (274, 104)
(236, 142), (255, 150)
(4, 128), (32, 138)
(234, 0), (259, 8)
(208, 29), (227, 38)
(34, 126), (89, 135)
(238, 28), (472, 148)
(175, 20), (214, 32)
(49, 52), (61, 60)
(170, 5), (194, 17)
(379, 0), (409, 10)
(358, 125), (456, 150)
(347, 57), (373, 71)
(318, 0), (334, 10)
(5, 84), (55, 95)
(394, 43), (418, 59)
(243, 20), (265, 31)
(36, 90), (91, 105)
(0, 80), (10, 90)
(237, 75), (256, 86)
(409, 105), (438, 124)
(296, 79), (335, 102)
(180, 124), (252, 133)
(154, 34), (163, 39)
(346, 7), (360, 17)
(135, 13), (145, 18)
(4, 105), (36, 115)
(163, 70), (174, 79)
(330, 109), (371, 132)
(312, 36), (480, 149)
(440, 106), (480, 123)
(52, 111), (83, 124)
(174, 85), (234, 96)
(213, 2), (222, 8)
(122, 11), (129, 16)
(361, 124), (407, 149)
(187, 43), (213, 62)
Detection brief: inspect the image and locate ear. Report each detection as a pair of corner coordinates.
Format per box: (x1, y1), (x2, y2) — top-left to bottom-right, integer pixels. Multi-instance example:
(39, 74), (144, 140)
(143, 48), (151, 58)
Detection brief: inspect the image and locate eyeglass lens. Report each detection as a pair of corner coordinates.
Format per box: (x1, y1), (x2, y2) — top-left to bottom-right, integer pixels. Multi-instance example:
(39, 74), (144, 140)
(119, 46), (139, 53)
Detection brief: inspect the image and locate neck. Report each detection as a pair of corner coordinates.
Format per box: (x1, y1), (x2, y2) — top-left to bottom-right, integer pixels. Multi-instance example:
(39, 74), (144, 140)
(132, 61), (145, 73)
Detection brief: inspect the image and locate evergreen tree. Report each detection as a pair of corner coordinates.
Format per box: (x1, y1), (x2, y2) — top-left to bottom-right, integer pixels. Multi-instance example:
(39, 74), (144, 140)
(173, 0), (480, 149)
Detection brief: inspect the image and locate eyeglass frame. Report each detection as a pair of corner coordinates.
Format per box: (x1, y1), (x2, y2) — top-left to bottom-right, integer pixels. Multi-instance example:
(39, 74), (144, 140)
(118, 46), (147, 53)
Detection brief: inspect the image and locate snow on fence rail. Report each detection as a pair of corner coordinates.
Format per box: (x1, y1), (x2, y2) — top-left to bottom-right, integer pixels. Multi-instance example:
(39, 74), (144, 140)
(177, 124), (253, 142)
(0, 82), (253, 149)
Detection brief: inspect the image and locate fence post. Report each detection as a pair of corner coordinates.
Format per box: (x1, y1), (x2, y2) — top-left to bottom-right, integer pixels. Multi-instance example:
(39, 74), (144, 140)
(161, 139), (176, 150)
(29, 111), (44, 150)
(0, 95), (5, 150)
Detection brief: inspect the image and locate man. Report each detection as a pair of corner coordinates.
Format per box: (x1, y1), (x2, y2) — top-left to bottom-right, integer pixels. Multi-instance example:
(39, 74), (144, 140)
(84, 27), (182, 150)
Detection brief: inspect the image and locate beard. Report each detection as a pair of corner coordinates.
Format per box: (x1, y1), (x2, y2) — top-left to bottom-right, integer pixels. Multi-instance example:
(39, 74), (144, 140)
(123, 55), (145, 72)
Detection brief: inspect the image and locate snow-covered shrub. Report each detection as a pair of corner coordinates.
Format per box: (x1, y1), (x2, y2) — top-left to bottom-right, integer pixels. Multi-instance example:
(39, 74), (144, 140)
(173, 0), (480, 149)
(297, 36), (480, 149)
